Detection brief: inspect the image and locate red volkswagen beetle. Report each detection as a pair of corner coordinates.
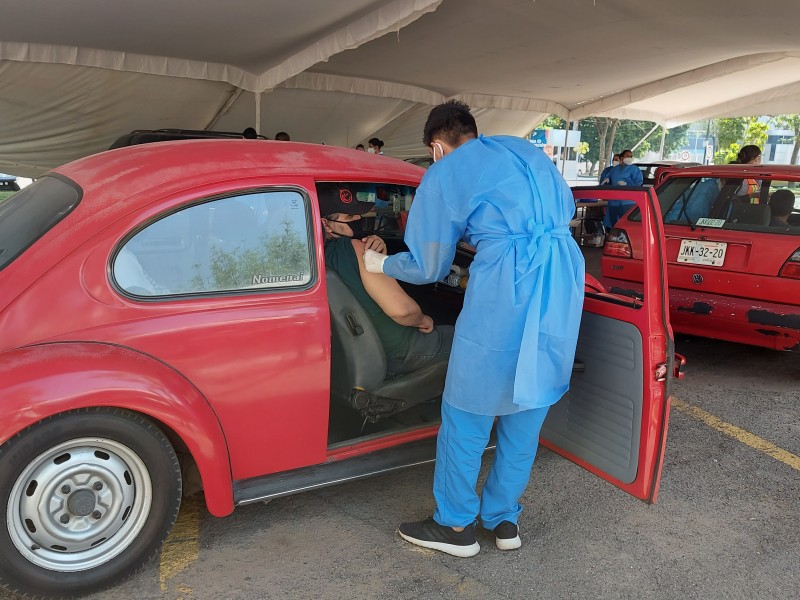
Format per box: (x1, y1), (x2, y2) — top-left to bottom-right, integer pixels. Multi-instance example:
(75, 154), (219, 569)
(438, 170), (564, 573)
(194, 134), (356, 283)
(0, 141), (677, 598)
(600, 165), (800, 351)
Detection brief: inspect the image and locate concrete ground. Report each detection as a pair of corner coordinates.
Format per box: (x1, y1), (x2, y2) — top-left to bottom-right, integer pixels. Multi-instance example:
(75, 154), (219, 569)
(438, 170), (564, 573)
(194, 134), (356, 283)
(2, 250), (798, 600)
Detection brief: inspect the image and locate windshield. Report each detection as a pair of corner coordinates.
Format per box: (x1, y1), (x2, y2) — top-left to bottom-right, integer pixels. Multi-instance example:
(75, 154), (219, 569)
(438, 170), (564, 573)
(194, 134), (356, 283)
(0, 176), (82, 270)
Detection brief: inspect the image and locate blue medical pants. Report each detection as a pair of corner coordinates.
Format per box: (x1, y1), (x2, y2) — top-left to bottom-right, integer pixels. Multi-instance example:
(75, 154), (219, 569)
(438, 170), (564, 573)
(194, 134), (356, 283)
(433, 400), (550, 531)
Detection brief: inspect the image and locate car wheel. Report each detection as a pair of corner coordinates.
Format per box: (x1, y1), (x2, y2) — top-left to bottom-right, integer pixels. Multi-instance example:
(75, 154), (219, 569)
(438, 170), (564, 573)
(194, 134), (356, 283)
(0, 408), (182, 598)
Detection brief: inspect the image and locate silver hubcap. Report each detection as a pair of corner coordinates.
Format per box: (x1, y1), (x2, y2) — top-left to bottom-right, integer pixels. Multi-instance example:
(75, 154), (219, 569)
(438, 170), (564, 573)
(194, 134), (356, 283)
(7, 437), (153, 572)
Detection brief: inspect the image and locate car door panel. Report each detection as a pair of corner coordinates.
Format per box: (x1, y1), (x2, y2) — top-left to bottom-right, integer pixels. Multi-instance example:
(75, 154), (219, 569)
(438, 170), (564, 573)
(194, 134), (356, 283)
(545, 187), (673, 503)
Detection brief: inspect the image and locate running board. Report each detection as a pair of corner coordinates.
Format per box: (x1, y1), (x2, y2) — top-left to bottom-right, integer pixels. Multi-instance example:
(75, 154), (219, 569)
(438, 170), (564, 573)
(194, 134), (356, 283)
(233, 437), (439, 506)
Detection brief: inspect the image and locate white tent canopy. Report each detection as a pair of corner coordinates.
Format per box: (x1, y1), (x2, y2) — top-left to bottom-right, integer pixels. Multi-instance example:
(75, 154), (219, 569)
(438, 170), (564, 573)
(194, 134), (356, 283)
(2, 0), (800, 177)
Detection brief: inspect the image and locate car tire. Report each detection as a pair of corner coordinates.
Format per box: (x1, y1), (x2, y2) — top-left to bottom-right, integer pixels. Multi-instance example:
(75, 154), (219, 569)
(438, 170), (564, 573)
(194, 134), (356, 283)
(0, 408), (182, 599)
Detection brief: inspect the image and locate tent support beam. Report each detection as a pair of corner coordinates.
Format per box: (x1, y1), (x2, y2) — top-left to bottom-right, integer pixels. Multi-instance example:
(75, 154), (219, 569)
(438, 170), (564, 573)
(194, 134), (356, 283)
(205, 86), (244, 130)
(631, 123), (660, 153)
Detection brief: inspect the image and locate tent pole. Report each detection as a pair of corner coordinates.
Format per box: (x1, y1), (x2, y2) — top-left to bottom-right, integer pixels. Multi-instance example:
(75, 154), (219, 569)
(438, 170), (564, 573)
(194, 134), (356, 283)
(255, 92), (262, 136)
(205, 87), (244, 130)
(631, 123), (660, 153)
(658, 126), (667, 159)
(560, 120), (571, 176)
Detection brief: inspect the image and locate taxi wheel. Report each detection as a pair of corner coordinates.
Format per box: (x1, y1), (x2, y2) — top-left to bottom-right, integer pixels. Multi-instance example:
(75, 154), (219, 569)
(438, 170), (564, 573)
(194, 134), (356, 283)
(0, 408), (182, 598)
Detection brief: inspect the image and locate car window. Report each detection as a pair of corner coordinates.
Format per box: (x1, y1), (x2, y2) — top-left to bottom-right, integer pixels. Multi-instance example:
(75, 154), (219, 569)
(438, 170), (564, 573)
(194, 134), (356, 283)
(657, 177), (800, 235)
(114, 189), (314, 297)
(0, 175), (81, 271)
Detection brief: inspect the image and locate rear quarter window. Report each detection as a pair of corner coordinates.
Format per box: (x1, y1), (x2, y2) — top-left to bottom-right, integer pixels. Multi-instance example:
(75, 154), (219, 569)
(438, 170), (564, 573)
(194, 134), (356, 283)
(657, 177), (800, 236)
(0, 175), (82, 271)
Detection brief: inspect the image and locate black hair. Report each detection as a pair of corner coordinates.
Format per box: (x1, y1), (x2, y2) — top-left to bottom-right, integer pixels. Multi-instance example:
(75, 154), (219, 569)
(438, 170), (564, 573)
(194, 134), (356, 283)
(355, 143), (365, 150)
(769, 189), (795, 217)
(733, 144), (761, 164)
(423, 100), (478, 147)
(368, 137), (384, 149)
(242, 127), (258, 139)
(620, 149), (633, 156)
(274, 131), (291, 141)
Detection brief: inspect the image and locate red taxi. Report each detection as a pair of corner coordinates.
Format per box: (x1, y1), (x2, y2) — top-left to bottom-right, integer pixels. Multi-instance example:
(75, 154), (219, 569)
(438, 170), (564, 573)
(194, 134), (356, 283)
(600, 165), (800, 351)
(0, 141), (677, 598)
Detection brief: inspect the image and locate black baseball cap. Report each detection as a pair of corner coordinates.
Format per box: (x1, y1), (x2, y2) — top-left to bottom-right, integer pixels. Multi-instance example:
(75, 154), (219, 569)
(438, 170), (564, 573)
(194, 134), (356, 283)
(316, 183), (374, 217)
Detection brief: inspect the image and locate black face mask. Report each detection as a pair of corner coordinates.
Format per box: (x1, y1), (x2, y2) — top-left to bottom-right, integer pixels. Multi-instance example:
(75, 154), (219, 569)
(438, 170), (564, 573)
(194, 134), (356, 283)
(345, 219), (372, 239)
(327, 217), (372, 239)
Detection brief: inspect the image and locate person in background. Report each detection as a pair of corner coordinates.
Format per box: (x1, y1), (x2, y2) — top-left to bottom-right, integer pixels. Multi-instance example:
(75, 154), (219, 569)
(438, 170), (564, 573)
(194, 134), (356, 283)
(363, 100), (584, 557)
(602, 149), (642, 229)
(275, 131), (291, 141)
(768, 189), (795, 227)
(598, 153), (620, 184)
(242, 127), (258, 139)
(355, 144), (366, 151)
(368, 138), (385, 155)
(730, 145), (761, 200)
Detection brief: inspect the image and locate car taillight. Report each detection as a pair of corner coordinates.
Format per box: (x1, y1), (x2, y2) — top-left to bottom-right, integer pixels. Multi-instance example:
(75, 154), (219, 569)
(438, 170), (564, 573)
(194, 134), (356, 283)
(778, 248), (800, 279)
(603, 228), (632, 258)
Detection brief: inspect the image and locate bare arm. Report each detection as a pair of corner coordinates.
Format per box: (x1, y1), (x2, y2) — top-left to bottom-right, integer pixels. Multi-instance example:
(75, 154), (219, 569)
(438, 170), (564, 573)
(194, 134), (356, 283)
(352, 239), (433, 332)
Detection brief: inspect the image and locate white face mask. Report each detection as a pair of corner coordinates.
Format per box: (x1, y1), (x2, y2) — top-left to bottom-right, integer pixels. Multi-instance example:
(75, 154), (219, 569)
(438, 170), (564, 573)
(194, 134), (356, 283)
(367, 147), (376, 154)
(623, 157), (634, 165)
(611, 160), (620, 167)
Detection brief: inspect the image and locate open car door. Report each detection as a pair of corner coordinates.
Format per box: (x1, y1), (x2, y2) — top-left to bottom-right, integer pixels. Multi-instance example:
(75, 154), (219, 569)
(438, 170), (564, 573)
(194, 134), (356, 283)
(540, 187), (676, 503)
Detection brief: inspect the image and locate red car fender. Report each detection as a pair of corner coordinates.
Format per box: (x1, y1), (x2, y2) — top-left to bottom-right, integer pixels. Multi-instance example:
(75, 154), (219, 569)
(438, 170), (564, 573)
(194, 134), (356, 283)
(0, 342), (234, 516)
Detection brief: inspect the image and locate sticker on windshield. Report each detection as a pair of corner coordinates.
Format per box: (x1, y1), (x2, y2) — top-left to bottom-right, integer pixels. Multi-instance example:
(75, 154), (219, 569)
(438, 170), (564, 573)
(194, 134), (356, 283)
(695, 218), (725, 228)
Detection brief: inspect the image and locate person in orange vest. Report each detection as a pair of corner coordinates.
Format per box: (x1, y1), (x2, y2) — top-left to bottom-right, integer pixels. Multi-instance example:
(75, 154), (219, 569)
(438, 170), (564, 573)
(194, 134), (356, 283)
(730, 145), (762, 201)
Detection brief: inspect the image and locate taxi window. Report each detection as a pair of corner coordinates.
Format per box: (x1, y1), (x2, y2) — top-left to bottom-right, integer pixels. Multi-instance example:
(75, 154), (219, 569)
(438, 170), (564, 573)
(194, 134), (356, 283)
(113, 189), (314, 297)
(0, 176), (81, 271)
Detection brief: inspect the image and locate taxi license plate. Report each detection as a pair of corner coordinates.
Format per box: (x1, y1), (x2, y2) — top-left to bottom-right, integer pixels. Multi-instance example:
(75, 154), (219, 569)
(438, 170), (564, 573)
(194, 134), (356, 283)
(676, 240), (727, 266)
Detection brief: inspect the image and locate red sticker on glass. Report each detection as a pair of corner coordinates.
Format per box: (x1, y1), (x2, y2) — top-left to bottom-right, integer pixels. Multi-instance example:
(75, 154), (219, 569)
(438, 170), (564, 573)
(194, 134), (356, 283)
(340, 189), (353, 203)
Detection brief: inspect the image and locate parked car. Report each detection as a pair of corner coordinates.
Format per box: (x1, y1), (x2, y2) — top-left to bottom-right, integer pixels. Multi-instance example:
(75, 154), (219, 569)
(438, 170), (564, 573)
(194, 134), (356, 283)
(601, 164), (800, 351)
(0, 172), (20, 198)
(108, 128), (267, 149)
(634, 161), (701, 186)
(0, 140), (678, 598)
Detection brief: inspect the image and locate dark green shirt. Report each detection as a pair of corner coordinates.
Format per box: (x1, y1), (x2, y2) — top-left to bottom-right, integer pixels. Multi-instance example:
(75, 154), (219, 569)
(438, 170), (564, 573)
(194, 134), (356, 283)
(324, 237), (413, 358)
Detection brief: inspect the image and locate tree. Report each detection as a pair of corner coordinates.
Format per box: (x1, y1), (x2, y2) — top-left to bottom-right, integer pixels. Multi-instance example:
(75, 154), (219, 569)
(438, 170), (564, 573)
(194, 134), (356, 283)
(640, 123), (691, 158)
(774, 114), (800, 165)
(743, 118), (768, 150)
(714, 117), (747, 149)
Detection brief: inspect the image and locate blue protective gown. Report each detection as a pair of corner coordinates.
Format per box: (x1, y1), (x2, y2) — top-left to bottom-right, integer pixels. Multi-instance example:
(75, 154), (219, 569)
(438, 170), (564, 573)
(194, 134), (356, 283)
(603, 163), (643, 187)
(383, 135), (585, 416)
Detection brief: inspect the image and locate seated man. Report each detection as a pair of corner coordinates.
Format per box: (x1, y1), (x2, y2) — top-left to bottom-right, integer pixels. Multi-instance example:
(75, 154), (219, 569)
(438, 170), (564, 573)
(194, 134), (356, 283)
(318, 183), (454, 375)
(768, 189), (795, 227)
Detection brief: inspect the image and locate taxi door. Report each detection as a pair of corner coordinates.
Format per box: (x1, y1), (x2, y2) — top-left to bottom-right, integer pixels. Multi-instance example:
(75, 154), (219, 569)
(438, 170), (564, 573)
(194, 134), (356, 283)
(541, 187), (676, 503)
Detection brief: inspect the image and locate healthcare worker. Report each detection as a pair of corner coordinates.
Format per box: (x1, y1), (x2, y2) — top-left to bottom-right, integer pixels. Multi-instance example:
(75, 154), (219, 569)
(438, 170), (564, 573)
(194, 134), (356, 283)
(364, 100), (585, 557)
(598, 153), (620, 184)
(601, 148), (642, 228)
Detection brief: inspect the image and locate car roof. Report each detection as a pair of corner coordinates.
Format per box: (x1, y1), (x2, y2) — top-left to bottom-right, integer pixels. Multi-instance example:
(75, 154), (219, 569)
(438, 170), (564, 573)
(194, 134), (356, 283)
(52, 140), (424, 215)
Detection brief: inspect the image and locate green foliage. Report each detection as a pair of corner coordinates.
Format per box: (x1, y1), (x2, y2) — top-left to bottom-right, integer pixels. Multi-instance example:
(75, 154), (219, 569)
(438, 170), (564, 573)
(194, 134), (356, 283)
(0, 191), (14, 204)
(743, 118), (768, 149)
(189, 217), (310, 291)
(574, 141), (589, 158)
(773, 114), (800, 164)
(542, 114), (567, 129)
(715, 117), (747, 149)
(714, 143), (740, 165)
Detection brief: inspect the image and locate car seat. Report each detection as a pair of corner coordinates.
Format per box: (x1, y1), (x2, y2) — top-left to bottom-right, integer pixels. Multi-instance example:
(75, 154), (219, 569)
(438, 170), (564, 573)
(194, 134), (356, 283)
(326, 271), (448, 423)
(729, 202), (771, 226)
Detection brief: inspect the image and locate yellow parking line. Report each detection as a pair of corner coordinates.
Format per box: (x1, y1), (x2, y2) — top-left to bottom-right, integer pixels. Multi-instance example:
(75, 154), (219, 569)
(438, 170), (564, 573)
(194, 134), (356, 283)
(159, 494), (201, 592)
(672, 398), (800, 472)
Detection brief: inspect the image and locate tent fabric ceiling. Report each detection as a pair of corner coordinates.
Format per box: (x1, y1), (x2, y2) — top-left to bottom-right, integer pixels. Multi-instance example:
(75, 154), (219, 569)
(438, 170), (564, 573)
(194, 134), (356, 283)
(2, 0), (800, 176)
